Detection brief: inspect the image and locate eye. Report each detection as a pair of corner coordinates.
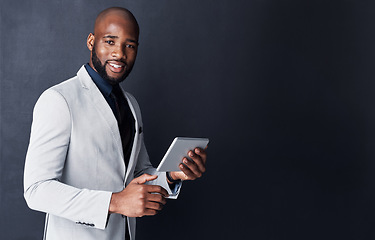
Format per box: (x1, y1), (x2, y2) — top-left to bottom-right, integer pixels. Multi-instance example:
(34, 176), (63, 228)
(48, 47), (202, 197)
(126, 44), (135, 49)
(105, 40), (115, 45)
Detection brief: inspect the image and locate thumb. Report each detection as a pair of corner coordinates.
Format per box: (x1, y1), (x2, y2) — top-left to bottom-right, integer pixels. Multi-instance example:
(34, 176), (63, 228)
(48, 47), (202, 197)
(132, 173), (158, 184)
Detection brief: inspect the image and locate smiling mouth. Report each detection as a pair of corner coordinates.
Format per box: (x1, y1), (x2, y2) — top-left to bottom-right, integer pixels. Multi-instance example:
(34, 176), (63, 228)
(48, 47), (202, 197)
(109, 63), (123, 68)
(107, 62), (126, 73)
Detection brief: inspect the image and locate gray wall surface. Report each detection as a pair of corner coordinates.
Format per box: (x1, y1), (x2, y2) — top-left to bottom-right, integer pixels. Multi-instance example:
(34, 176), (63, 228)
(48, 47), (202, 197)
(2, 0), (375, 239)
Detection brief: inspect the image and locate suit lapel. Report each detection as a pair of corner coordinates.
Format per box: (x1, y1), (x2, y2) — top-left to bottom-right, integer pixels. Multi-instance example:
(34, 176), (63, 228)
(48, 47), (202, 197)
(123, 90), (140, 183)
(76, 66), (126, 177)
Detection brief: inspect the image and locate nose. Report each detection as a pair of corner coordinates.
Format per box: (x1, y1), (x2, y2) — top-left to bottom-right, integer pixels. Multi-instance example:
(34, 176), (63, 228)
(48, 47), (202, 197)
(111, 45), (126, 60)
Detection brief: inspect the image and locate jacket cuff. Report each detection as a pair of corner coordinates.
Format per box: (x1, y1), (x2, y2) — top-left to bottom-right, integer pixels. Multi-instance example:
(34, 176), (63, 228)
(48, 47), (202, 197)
(158, 172), (182, 199)
(95, 191), (112, 230)
(74, 190), (112, 230)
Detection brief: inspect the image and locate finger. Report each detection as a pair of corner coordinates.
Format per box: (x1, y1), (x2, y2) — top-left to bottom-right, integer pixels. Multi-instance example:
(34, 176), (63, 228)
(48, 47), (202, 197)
(195, 147), (207, 164)
(148, 193), (167, 205)
(188, 151), (206, 173)
(132, 174), (158, 184)
(145, 201), (164, 211)
(143, 209), (158, 216)
(189, 150), (206, 170)
(147, 185), (169, 198)
(179, 162), (195, 180)
(182, 157), (202, 177)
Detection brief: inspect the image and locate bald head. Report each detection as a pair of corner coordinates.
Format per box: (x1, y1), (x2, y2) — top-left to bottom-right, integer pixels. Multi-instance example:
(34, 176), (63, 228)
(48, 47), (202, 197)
(94, 7), (139, 37)
(87, 7), (140, 85)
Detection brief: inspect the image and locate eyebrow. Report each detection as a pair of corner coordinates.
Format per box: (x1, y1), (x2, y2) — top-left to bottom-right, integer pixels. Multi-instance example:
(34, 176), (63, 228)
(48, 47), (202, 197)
(103, 35), (119, 39)
(103, 35), (139, 45)
(127, 39), (139, 45)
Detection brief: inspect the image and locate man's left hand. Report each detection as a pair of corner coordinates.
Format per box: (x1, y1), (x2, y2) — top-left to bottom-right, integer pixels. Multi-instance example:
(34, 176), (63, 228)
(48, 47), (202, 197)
(168, 147), (207, 182)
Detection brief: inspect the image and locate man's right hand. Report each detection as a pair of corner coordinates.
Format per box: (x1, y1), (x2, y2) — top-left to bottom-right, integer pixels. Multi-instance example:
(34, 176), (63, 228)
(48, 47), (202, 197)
(109, 174), (169, 217)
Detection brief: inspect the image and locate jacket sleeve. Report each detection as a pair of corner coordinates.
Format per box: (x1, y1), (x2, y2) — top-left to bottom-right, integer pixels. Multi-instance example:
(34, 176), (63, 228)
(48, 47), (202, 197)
(24, 89), (112, 230)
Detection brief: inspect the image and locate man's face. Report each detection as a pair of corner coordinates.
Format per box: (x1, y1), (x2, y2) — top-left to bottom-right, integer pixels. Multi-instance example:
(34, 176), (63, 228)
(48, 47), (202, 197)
(87, 14), (139, 85)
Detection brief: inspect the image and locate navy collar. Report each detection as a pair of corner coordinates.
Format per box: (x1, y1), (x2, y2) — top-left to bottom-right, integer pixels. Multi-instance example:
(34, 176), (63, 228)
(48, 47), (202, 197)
(84, 63), (113, 97)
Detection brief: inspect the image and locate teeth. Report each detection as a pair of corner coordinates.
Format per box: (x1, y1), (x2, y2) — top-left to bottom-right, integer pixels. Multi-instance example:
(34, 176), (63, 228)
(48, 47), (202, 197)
(109, 63), (122, 68)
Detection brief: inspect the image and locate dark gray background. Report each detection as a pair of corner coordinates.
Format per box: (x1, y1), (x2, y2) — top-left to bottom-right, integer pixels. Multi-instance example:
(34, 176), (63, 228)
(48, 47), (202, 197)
(1, 0), (375, 239)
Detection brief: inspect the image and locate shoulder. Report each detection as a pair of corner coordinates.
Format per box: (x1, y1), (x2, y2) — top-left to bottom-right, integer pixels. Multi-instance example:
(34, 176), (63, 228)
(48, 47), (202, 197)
(50, 75), (81, 96)
(45, 65), (90, 99)
(34, 77), (77, 109)
(32, 65), (91, 118)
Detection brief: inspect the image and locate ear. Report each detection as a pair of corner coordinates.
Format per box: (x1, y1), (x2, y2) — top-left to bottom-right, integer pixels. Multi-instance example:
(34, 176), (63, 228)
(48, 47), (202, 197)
(87, 33), (95, 51)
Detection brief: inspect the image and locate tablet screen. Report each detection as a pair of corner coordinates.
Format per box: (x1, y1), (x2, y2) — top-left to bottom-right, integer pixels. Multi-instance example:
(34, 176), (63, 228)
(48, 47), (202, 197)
(156, 137), (209, 172)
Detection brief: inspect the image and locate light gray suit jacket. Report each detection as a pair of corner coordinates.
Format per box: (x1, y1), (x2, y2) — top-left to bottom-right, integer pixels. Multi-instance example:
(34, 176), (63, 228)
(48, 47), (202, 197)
(24, 65), (180, 240)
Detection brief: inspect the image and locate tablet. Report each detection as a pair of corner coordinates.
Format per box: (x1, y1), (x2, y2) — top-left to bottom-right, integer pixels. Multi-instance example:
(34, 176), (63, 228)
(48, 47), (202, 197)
(156, 137), (209, 172)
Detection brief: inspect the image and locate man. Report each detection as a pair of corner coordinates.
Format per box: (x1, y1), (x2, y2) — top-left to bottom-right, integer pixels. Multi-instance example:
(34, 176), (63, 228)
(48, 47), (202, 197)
(24, 7), (207, 240)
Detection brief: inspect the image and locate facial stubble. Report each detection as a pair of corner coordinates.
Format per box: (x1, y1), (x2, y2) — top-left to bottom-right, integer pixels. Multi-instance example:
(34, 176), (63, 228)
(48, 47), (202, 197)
(91, 45), (132, 85)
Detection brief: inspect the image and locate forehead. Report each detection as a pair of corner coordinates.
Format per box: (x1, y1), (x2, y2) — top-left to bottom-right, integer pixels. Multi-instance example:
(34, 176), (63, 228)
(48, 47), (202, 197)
(95, 14), (138, 40)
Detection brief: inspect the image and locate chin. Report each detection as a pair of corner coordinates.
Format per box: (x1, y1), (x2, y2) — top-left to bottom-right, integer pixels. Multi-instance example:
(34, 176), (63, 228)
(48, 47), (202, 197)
(105, 73), (129, 85)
